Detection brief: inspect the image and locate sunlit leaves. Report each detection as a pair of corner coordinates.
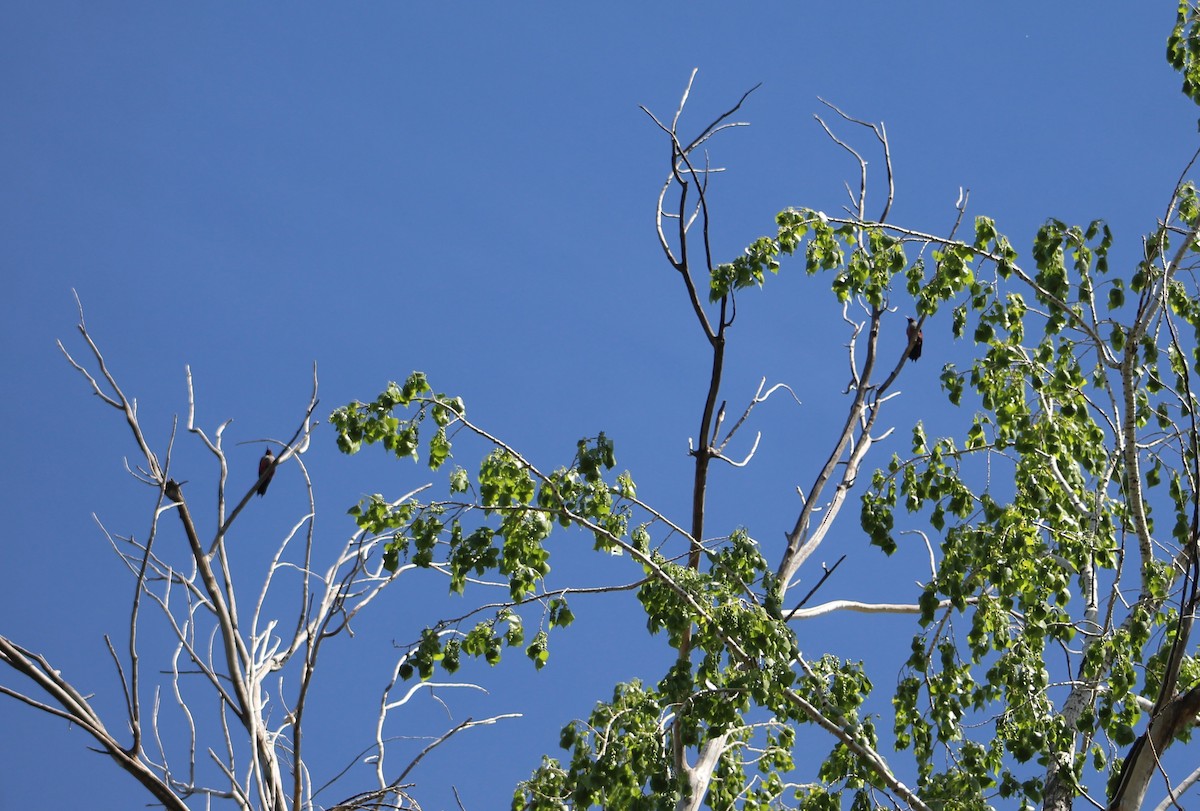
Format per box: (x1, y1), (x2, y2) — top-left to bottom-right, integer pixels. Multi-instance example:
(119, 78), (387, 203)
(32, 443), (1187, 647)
(856, 186), (1200, 804)
(576, 431), (615, 481)
(710, 207), (847, 300)
(398, 628), (444, 681)
(711, 235), (782, 300)
(479, 449), (536, 509)
(974, 216), (1018, 279)
(329, 371), (462, 468)
(335, 379), (648, 697)
(823, 227), (907, 306)
(860, 466), (897, 553)
(449, 465), (469, 493)
(540, 436), (630, 552)
(1169, 2), (1200, 104)
(514, 680), (678, 811)
(924, 244), (976, 307)
(447, 522), (499, 593)
(1108, 278), (1125, 310)
(547, 597), (575, 629)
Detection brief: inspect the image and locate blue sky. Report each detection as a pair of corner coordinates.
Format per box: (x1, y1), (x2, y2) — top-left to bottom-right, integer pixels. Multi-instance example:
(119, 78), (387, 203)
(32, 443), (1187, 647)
(2, 4), (1197, 810)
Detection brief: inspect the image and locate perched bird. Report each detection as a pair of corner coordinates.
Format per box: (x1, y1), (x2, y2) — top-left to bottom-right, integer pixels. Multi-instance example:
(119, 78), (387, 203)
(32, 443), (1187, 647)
(257, 448), (275, 497)
(906, 317), (923, 362)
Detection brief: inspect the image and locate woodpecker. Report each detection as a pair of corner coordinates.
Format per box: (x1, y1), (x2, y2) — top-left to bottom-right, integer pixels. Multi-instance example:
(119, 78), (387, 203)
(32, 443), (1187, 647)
(906, 317), (923, 362)
(257, 448), (275, 497)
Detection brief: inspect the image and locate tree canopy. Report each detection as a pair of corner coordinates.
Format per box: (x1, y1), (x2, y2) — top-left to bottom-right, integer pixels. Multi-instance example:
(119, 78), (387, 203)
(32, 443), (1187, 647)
(328, 6), (1200, 809)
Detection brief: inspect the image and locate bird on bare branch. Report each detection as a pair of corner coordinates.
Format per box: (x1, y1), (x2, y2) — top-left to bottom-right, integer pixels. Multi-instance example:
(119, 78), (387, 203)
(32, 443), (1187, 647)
(257, 447), (275, 496)
(906, 317), (923, 362)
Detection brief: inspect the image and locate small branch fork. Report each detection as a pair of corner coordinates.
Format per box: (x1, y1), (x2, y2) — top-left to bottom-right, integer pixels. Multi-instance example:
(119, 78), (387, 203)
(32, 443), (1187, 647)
(644, 72), (762, 810)
(639, 76), (933, 811)
(1, 296), (514, 811)
(814, 97), (894, 224)
(776, 103), (924, 597)
(640, 69), (760, 563)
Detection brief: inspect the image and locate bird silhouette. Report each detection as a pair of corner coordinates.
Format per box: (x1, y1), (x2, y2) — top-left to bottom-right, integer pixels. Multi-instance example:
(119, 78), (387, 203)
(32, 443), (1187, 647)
(257, 448), (275, 497)
(906, 317), (923, 362)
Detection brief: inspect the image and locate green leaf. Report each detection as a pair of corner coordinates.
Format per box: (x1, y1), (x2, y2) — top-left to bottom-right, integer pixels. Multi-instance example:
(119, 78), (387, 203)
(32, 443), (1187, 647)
(527, 630), (550, 670)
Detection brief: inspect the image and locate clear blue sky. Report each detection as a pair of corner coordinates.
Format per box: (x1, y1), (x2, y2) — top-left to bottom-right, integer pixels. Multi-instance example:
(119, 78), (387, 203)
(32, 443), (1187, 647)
(1, 4), (1196, 810)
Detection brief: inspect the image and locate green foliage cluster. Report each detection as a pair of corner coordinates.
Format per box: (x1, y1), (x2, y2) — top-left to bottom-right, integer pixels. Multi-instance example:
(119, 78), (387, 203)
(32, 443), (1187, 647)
(1169, 0), (1200, 104)
(861, 189), (1200, 805)
(516, 532), (883, 810)
(331, 372), (628, 675)
(710, 209), (902, 307)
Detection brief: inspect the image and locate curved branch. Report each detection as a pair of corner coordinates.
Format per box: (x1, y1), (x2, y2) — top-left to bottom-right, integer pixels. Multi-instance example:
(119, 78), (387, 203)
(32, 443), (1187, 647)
(0, 635), (189, 811)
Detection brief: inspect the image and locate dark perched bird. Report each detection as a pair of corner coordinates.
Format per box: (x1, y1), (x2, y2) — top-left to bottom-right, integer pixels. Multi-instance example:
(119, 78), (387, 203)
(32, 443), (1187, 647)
(906, 317), (923, 362)
(257, 448), (275, 497)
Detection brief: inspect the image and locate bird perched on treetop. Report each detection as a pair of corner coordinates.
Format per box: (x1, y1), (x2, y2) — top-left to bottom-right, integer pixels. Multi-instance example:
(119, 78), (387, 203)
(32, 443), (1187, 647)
(906, 317), (923, 362)
(257, 448), (275, 497)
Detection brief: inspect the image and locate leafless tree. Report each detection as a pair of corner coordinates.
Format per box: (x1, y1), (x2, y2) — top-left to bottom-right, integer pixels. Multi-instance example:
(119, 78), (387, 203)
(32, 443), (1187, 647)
(0, 296), (514, 811)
